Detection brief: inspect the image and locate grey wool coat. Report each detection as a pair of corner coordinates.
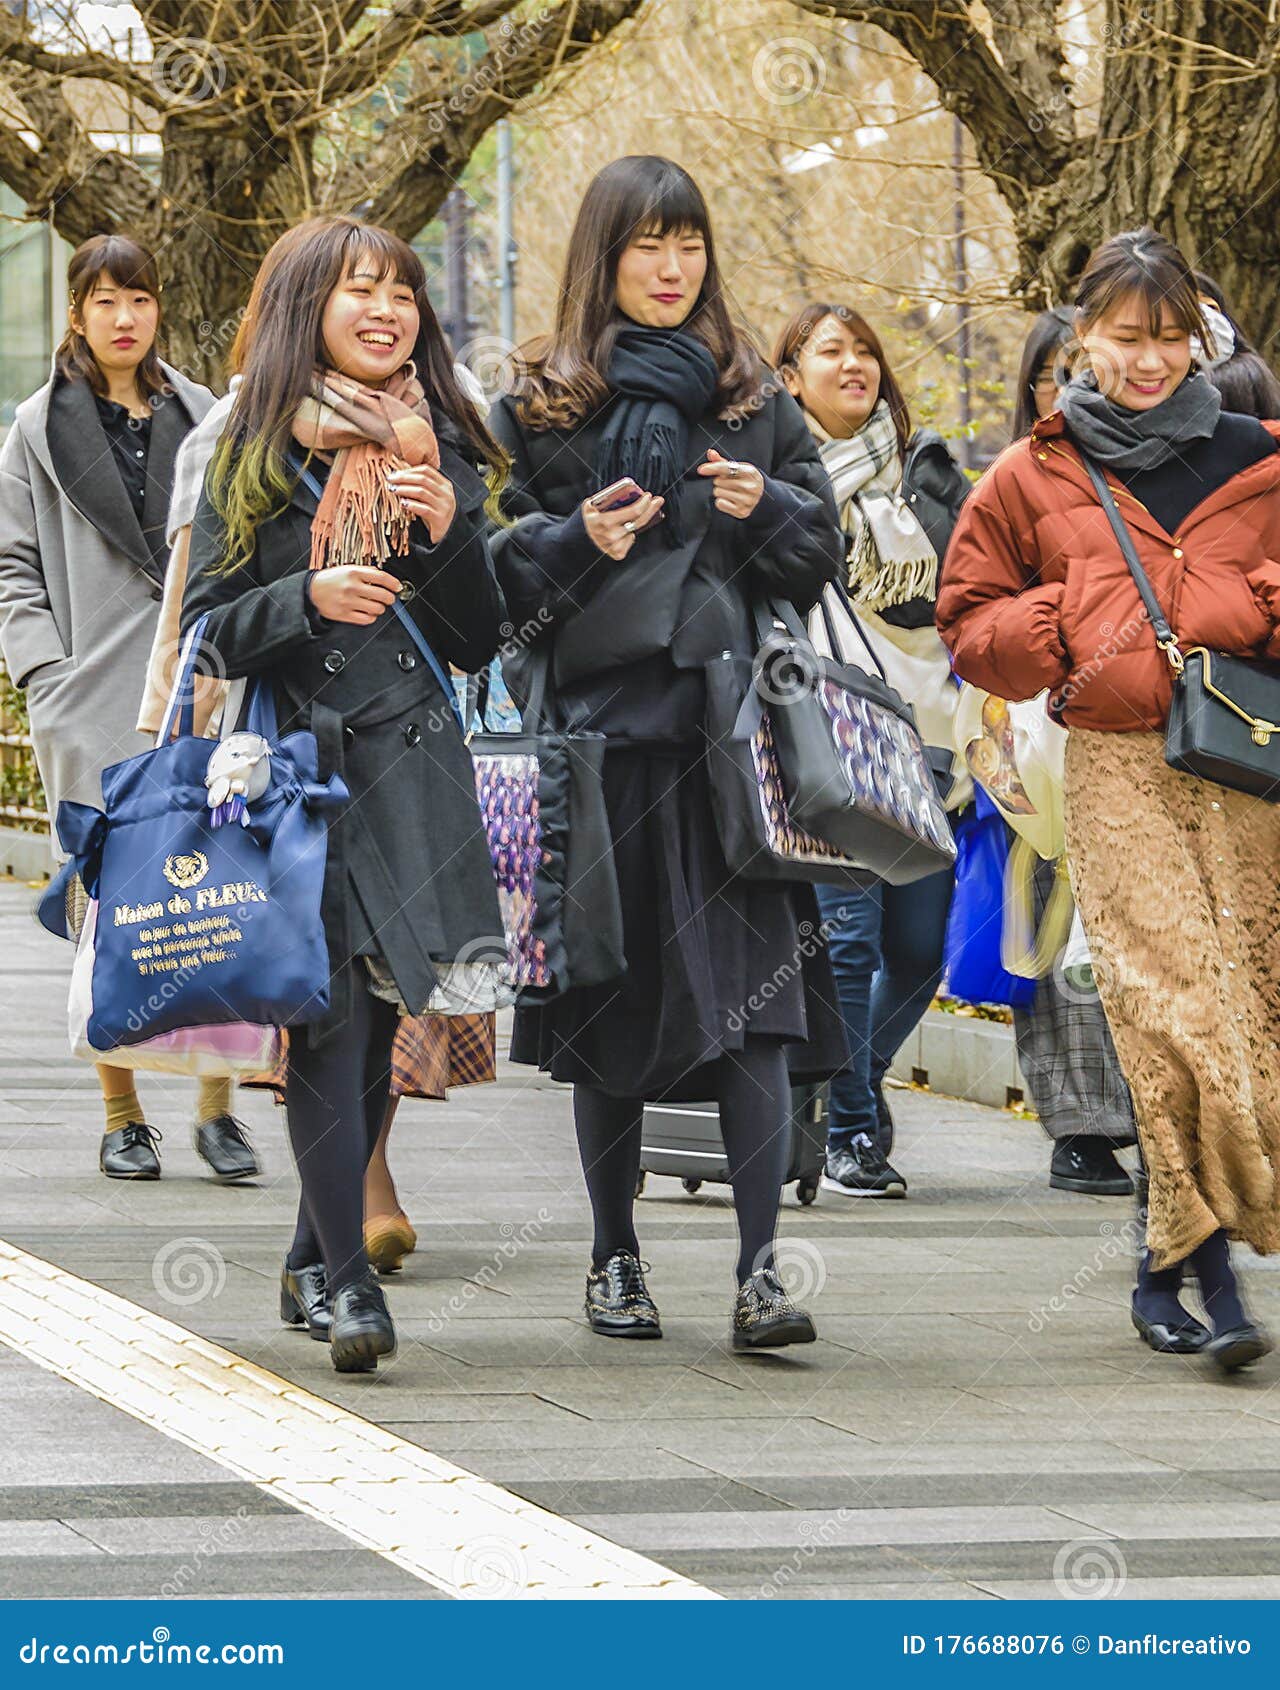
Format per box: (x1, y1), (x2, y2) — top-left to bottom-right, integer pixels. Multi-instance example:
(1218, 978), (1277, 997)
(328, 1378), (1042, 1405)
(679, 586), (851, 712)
(0, 360), (216, 856)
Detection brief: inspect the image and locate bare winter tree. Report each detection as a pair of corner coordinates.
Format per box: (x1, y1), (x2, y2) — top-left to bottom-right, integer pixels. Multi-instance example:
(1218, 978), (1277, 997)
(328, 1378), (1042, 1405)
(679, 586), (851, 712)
(791, 2), (1280, 351)
(0, 1), (643, 383)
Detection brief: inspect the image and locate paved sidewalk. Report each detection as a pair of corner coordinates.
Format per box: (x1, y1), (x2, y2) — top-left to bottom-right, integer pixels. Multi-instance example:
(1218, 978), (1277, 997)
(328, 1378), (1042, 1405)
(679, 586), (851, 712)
(1, 878), (1279, 1600)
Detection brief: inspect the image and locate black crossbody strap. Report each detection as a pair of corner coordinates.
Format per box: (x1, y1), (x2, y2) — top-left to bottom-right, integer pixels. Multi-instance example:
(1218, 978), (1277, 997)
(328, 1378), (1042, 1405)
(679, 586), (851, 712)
(1077, 452), (1181, 660)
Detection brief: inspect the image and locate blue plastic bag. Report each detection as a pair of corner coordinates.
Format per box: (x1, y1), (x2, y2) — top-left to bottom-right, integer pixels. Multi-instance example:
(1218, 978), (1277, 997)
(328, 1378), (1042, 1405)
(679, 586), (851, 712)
(942, 788), (1035, 1009)
(38, 618), (348, 1050)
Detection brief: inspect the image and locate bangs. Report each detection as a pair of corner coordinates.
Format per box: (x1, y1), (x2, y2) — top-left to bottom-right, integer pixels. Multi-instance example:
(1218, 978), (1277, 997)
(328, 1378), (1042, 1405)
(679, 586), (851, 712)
(628, 168), (710, 244)
(1100, 280), (1202, 338)
(342, 227), (425, 294)
(79, 236), (160, 299)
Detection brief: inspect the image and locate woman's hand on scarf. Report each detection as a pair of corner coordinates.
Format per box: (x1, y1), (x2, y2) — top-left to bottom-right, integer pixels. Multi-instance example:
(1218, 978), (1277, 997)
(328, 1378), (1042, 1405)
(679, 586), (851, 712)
(697, 449), (764, 518)
(308, 565), (403, 626)
(581, 490), (665, 560)
(387, 464), (457, 544)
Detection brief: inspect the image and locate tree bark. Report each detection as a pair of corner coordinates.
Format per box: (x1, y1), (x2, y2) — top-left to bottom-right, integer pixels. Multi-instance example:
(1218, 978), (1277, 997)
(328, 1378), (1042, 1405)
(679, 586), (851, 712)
(0, 0), (642, 387)
(795, 2), (1280, 351)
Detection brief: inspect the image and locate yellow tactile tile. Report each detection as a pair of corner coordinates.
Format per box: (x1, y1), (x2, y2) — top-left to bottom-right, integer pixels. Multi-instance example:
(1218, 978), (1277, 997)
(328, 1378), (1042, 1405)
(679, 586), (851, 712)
(0, 1237), (715, 1600)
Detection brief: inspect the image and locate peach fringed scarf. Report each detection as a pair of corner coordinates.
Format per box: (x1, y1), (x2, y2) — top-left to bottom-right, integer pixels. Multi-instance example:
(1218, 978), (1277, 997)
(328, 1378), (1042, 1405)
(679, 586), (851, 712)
(293, 364), (440, 571)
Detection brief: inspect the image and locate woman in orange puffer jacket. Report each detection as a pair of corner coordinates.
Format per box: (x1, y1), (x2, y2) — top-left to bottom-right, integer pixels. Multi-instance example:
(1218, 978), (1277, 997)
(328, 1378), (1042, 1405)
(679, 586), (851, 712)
(938, 229), (1280, 1379)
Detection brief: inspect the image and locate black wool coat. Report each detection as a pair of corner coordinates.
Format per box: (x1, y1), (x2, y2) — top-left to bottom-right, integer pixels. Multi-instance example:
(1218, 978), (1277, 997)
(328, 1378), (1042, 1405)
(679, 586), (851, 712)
(488, 384), (843, 713)
(183, 432), (506, 1044)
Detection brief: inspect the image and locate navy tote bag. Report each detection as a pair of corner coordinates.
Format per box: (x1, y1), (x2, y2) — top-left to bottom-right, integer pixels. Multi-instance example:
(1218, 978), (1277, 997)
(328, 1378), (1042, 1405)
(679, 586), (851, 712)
(38, 617), (349, 1050)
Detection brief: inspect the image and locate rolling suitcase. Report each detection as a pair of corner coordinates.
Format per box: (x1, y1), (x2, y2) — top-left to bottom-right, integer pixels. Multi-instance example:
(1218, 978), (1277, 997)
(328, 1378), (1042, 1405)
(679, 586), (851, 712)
(638, 1082), (828, 1206)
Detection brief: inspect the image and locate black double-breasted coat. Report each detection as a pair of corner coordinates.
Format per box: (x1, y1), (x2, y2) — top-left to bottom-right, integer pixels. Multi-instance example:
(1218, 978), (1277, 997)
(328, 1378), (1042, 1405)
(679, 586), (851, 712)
(183, 431), (505, 1044)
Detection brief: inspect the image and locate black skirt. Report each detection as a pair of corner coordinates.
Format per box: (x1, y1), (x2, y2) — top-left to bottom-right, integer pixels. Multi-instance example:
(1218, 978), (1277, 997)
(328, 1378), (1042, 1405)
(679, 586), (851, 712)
(510, 743), (847, 1100)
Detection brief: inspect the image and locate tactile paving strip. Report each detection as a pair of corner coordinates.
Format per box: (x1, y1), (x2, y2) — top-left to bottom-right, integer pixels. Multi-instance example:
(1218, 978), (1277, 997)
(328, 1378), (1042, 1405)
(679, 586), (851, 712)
(0, 1238), (715, 1600)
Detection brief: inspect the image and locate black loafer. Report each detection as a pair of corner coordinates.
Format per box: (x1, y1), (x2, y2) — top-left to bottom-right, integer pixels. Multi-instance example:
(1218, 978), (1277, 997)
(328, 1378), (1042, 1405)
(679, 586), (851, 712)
(1050, 1137), (1133, 1196)
(329, 1272), (396, 1373)
(280, 1262), (331, 1341)
(585, 1251), (662, 1339)
(732, 1266), (816, 1351)
(1132, 1301), (1211, 1354)
(100, 1122), (162, 1180)
(1206, 1323), (1273, 1375)
(194, 1114), (260, 1183)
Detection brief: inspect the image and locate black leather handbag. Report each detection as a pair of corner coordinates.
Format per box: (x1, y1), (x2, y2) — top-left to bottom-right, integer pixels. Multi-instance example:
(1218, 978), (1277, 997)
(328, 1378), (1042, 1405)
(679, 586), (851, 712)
(1080, 454), (1280, 802)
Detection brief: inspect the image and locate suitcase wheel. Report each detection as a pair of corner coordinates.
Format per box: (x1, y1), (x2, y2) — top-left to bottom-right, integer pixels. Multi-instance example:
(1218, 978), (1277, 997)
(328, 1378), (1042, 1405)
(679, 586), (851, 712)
(635, 1171), (647, 1197)
(796, 1177), (819, 1207)
(682, 1177), (703, 1195)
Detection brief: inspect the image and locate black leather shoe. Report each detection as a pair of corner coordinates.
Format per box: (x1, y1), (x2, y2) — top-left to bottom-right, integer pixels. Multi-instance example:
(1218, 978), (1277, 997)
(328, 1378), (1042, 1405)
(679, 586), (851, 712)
(329, 1272), (396, 1373)
(1050, 1137), (1133, 1196)
(280, 1262), (331, 1341)
(585, 1251), (661, 1339)
(1206, 1322), (1273, 1375)
(194, 1114), (260, 1183)
(732, 1266), (817, 1351)
(100, 1122), (162, 1180)
(1132, 1299), (1211, 1354)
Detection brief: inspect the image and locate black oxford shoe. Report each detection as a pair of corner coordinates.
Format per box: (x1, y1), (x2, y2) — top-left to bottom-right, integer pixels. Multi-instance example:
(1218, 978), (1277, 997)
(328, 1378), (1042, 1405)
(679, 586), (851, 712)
(280, 1262), (331, 1341)
(329, 1272), (397, 1373)
(732, 1266), (816, 1351)
(100, 1122), (162, 1180)
(194, 1114), (260, 1183)
(584, 1251), (662, 1339)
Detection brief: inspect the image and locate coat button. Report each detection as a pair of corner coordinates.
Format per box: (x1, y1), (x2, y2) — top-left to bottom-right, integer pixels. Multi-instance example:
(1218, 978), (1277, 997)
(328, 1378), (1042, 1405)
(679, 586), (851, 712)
(398, 650), (417, 671)
(399, 582), (417, 603)
(404, 723), (421, 746)
(323, 650), (345, 674)
(343, 726), (356, 746)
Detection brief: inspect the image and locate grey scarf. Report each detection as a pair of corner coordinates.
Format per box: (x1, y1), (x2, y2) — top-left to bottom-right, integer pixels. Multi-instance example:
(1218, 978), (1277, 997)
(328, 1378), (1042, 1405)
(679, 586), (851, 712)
(1057, 369), (1221, 471)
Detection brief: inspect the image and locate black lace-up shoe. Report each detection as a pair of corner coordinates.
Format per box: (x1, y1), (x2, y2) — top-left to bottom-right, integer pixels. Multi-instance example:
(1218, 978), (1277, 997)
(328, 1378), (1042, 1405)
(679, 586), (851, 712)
(584, 1250), (662, 1338)
(732, 1266), (817, 1351)
(100, 1122), (162, 1180)
(1050, 1136), (1133, 1196)
(329, 1272), (396, 1373)
(280, 1262), (331, 1341)
(194, 1114), (261, 1183)
(821, 1133), (907, 1198)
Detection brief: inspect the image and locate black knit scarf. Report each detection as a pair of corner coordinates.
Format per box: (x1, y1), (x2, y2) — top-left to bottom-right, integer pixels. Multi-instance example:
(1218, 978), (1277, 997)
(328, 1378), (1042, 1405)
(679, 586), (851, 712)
(596, 324), (720, 542)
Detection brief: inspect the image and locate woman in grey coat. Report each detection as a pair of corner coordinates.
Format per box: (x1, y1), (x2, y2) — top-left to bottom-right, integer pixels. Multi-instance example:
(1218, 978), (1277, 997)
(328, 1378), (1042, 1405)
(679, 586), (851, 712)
(0, 233), (259, 1185)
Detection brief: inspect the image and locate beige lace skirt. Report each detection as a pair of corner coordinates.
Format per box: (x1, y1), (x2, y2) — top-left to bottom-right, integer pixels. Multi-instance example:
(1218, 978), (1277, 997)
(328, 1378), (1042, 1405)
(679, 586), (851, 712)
(1064, 730), (1280, 1268)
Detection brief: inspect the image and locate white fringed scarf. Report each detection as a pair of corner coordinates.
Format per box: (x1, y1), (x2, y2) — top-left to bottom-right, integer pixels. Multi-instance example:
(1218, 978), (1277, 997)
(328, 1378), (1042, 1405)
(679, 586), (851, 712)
(807, 400), (938, 613)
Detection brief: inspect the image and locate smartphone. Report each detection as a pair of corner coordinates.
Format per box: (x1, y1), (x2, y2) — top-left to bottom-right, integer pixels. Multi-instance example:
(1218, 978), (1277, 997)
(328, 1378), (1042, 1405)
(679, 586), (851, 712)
(590, 476), (663, 531)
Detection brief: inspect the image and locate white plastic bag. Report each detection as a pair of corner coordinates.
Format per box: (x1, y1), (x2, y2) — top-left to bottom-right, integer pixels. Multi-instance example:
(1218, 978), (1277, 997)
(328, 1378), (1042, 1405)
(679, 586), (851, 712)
(953, 685), (1067, 860)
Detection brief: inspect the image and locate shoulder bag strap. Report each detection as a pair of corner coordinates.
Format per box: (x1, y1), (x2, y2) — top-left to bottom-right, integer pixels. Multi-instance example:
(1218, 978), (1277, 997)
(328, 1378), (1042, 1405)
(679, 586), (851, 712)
(294, 454), (465, 731)
(1076, 451), (1184, 672)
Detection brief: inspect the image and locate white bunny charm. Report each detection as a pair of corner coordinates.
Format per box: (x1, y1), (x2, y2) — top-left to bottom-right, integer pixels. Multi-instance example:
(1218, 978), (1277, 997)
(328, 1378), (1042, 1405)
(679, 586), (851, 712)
(206, 732), (272, 828)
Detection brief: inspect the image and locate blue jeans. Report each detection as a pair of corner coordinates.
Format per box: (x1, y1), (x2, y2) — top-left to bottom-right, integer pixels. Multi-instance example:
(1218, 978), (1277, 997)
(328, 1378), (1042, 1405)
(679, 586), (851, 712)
(814, 868), (955, 1152)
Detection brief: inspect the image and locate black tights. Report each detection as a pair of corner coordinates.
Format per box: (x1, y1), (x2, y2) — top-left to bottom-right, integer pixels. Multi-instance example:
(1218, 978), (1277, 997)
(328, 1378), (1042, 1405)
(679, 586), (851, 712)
(284, 968), (399, 1294)
(573, 1037), (792, 1286)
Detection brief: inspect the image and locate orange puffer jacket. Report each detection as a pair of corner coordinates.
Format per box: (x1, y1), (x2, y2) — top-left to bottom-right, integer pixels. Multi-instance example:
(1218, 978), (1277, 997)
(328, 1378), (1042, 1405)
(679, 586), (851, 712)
(935, 409), (1280, 730)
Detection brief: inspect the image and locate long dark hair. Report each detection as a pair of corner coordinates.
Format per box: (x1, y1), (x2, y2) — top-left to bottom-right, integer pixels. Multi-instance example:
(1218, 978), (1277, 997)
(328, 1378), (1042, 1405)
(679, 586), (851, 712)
(1192, 269), (1280, 421)
(514, 156), (763, 430)
(1075, 228), (1209, 344)
(1012, 306), (1074, 440)
(771, 301), (911, 455)
(55, 234), (168, 401)
(210, 215), (503, 571)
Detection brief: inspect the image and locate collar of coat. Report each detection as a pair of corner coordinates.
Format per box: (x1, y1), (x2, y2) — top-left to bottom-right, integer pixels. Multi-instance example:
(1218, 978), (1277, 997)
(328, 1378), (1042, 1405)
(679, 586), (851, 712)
(15, 359), (216, 582)
(1028, 406), (1280, 542)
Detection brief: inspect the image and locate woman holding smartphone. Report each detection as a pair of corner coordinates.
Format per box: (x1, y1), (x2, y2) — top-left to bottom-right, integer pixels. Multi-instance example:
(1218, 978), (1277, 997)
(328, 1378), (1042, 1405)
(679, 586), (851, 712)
(185, 215), (506, 1372)
(489, 155), (845, 1348)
